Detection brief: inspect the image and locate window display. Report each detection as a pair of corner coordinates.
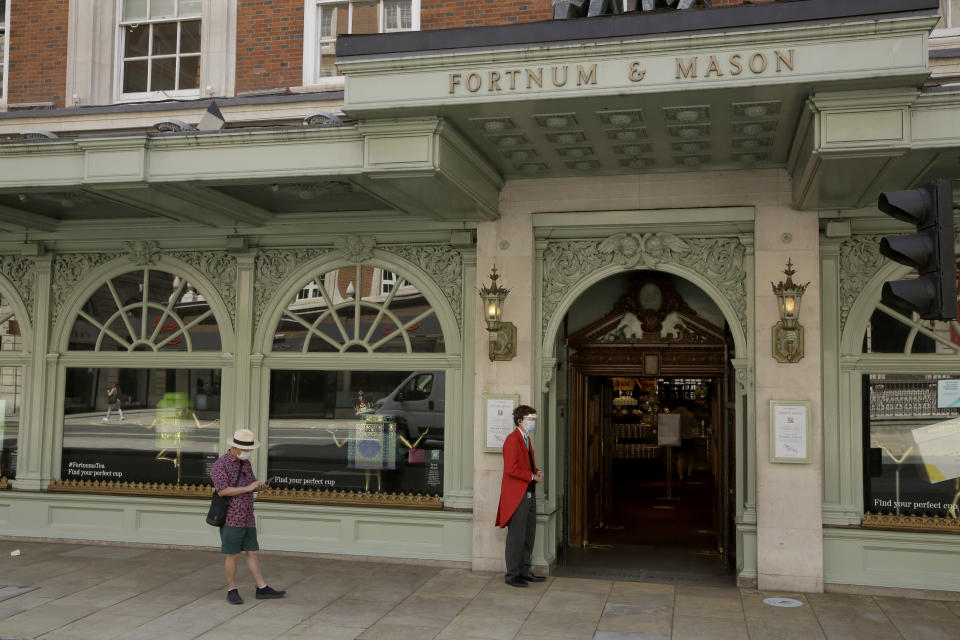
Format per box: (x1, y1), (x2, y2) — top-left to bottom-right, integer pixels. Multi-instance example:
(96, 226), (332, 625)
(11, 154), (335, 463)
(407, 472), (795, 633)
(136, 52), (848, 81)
(0, 366), (20, 482)
(61, 367), (221, 487)
(864, 374), (960, 522)
(268, 369), (445, 498)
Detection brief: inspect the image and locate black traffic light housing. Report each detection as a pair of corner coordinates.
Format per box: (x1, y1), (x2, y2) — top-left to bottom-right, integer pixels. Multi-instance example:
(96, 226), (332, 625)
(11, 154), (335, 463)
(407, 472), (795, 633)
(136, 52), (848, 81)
(877, 178), (956, 321)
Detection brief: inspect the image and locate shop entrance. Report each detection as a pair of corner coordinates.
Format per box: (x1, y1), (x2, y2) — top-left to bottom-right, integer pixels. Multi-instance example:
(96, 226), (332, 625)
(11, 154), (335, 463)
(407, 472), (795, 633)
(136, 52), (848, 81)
(558, 272), (736, 585)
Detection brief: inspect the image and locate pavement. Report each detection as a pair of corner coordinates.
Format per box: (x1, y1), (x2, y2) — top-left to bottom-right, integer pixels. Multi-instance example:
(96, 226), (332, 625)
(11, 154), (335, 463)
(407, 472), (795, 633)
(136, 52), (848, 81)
(2, 539), (960, 640)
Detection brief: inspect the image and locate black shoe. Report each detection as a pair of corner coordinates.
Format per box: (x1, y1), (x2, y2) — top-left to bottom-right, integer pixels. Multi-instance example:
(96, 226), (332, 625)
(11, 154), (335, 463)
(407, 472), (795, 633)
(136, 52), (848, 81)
(227, 588), (243, 605)
(520, 574), (546, 583)
(255, 585), (286, 599)
(505, 576), (528, 588)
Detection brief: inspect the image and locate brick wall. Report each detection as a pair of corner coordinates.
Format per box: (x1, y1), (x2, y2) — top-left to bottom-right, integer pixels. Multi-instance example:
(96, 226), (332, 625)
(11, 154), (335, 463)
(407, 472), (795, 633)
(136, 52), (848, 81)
(421, 0), (553, 30)
(7, 0), (68, 107)
(236, 0), (304, 94)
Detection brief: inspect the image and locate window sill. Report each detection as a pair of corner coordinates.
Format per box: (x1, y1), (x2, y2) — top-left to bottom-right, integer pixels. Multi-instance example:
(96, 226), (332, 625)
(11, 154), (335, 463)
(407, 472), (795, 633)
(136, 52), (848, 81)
(116, 90), (204, 104)
(292, 78), (345, 93)
(47, 478), (212, 499)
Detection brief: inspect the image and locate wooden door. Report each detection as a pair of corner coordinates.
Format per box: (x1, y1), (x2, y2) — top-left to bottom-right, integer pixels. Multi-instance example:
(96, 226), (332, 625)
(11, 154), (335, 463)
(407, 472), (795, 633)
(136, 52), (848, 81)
(584, 375), (605, 542)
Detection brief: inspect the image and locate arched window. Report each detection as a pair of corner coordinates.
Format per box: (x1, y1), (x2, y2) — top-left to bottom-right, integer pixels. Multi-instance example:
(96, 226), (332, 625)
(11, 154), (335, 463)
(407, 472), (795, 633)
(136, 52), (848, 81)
(68, 268), (221, 352)
(265, 261), (452, 506)
(272, 264), (443, 354)
(0, 291), (24, 484)
(56, 267), (226, 494)
(858, 268), (960, 529)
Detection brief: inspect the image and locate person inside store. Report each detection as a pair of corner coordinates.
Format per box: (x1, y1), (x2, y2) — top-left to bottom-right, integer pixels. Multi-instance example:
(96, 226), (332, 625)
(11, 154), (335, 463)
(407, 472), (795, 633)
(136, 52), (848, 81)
(495, 404), (546, 587)
(210, 429), (286, 604)
(673, 401), (699, 482)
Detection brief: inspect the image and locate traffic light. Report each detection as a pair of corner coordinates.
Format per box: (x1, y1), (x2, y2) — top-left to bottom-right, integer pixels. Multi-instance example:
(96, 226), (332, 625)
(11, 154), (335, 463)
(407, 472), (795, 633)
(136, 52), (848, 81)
(877, 178), (956, 321)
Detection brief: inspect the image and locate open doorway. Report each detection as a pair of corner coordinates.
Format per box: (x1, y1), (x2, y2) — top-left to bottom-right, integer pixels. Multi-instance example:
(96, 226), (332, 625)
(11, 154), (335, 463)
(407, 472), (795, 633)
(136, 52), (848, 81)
(556, 272), (736, 586)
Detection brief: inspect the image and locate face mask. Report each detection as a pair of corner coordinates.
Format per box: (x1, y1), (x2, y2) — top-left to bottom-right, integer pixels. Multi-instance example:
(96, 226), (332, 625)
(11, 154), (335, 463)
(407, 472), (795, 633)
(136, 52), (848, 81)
(524, 419), (537, 435)
(237, 450), (252, 461)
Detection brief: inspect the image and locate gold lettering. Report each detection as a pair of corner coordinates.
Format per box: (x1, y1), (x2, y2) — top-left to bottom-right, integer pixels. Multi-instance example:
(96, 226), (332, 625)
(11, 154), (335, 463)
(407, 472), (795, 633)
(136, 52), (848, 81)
(449, 73), (461, 94)
(552, 65), (568, 87)
(526, 68), (543, 89)
(676, 57), (697, 79)
(466, 73), (482, 92)
(705, 55), (723, 78)
(577, 64), (597, 86)
(488, 71), (502, 91)
(729, 54), (743, 75)
(748, 52), (767, 74)
(629, 62), (646, 82)
(506, 69), (521, 90)
(776, 49), (794, 72)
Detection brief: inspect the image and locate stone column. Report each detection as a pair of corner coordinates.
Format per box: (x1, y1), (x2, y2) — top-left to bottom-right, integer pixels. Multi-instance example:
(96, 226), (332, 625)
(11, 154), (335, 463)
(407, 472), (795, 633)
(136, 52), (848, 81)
(754, 205), (823, 592)
(472, 205), (536, 573)
(12, 255), (52, 490)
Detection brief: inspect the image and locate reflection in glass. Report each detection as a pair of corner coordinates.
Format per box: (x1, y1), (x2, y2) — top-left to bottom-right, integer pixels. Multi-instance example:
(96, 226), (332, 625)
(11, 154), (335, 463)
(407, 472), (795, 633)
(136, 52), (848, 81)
(273, 266), (443, 353)
(0, 293), (22, 352)
(864, 373), (960, 520)
(268, 370), (445, 496)
(0, 366), (21, 479)
(62, 368), (221, 486)
(69, 269), (221, 351)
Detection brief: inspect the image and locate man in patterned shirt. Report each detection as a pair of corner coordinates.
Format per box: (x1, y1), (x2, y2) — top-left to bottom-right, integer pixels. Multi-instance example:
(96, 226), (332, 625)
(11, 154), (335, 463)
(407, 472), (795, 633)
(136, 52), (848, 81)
(210, 429), (286, 604)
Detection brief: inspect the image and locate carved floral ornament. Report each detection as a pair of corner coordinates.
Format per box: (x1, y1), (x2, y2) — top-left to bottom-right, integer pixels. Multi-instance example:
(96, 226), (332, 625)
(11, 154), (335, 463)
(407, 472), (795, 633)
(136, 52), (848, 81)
(838, 234), (887, 335)
(541, 232), (747, 337)
(0, 254), (35, 323)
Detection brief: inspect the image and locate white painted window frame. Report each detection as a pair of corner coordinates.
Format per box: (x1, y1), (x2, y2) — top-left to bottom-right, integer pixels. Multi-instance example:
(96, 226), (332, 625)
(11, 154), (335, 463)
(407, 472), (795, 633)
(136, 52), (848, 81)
(114, 0), (203, 102)
(0, 0), (9, 110)
(934, 0), (960, 37)
(302, 0), (419, 90)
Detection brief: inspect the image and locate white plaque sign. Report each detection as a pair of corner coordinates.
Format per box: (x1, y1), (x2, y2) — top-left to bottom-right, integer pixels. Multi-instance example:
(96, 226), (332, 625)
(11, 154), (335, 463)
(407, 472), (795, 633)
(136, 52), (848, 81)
(484, 394), (519, 452)
(657, 413), (681, 447)
(770, 401), (811, 463)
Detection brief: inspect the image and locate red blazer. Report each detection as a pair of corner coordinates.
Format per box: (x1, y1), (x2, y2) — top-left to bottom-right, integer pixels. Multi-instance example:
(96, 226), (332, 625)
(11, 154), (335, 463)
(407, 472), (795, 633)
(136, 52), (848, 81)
(496, 428), (538, 528)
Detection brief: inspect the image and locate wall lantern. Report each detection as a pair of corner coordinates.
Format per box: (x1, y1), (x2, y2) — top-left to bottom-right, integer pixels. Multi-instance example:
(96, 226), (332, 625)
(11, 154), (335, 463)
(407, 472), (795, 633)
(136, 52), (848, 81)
(771, 259), (809, 363)
(479, 265), (517, 361)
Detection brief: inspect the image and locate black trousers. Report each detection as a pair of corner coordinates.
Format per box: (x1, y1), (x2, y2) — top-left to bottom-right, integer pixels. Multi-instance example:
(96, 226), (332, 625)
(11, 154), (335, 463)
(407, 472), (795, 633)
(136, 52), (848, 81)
(504, 491), (537, 579)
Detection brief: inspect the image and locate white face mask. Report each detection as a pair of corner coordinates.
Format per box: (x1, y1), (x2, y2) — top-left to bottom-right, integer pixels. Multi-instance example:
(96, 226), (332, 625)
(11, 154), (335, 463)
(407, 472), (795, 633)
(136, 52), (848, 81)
(523, 418), (538, 436)
(237, 450), (252, 461)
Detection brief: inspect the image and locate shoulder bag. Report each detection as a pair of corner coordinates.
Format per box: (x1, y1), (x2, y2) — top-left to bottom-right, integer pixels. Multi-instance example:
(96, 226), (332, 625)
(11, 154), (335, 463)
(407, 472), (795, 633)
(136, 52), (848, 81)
(205, 463), (243, 527)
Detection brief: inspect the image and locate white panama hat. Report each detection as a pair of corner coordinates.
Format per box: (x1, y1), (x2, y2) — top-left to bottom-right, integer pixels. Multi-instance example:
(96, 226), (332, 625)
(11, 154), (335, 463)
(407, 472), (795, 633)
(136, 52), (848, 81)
(230, 429), (260, 450)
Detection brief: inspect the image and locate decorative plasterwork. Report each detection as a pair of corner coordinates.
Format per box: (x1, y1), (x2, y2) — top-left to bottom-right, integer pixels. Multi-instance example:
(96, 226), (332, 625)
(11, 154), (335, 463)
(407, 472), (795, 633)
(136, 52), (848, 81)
(338, 234), (377, 264)
(382, 244), (464, 329)
(254, 248), (333, 326)
(167, 251), (238, 322)
(542, 356), (557, 393)
(48, 478), (212, 498)
(52, 252), (123, 327)
(838, 234), (886, 334)
(125, 240), (162, 266)
(0, 255), (35, 321)
(541, 232), (747, 336)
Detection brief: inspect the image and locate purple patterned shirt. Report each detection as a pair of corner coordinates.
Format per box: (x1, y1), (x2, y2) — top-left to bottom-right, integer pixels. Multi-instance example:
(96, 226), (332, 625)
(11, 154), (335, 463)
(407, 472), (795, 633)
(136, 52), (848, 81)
(210, 453), (257, 528)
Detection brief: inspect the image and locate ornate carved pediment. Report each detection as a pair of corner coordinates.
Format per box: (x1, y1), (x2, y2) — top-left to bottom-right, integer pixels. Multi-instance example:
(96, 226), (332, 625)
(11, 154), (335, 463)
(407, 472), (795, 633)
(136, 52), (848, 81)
(567, 273), (725, 348)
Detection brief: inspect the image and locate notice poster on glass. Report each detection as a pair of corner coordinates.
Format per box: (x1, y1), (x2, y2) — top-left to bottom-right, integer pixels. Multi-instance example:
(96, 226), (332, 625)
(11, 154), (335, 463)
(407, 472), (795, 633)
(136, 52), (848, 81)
(484, 394), (519, 452)
(937, 380), (960, 409)
(770, 400), (811, 463)
(657, 413), (681, 447)
(911, 416), (960, 483)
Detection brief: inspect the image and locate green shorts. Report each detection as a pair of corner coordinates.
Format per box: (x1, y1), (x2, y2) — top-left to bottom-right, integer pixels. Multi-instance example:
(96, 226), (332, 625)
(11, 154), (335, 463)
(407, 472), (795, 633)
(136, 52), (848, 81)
(219, 526), (259, 555)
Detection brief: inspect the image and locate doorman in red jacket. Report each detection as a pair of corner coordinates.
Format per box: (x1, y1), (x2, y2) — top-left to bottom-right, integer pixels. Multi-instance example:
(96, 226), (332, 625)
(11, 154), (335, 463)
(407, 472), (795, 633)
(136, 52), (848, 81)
(496, 404), (546, 587)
